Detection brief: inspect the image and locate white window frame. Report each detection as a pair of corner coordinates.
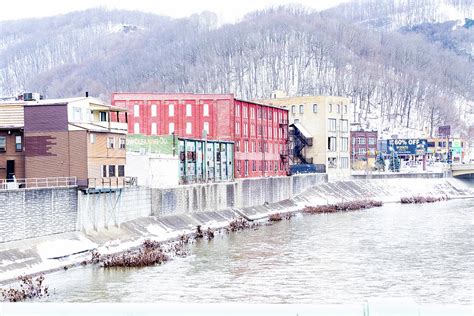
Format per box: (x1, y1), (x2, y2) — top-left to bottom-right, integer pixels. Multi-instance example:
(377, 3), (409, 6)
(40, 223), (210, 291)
(204, 103), (209, 116)
(203, 122), (209, 134)
(313, 104), (318, 113)
(299, 104), (304, 114)
(119, 137), (126, 149)
(186, 122), (192, 134)
(134, 104), (139, 117)
(328, 118), (337, 132)
(169, 122), (175, 134)
(151, 122), (157, 135)
(186, 103), (192, 117)
(341, 137), (348, 151)
(168, 104), (174, 117)
(107, 137), (115, 149)
(340, 119), (348, 132)
(134, 123), (140, 134)
(151, 104), (157, 117)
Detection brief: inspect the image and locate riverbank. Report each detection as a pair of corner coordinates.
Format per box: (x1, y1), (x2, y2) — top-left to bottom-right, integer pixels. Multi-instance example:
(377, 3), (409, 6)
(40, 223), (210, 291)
(1, 177), (473, 285)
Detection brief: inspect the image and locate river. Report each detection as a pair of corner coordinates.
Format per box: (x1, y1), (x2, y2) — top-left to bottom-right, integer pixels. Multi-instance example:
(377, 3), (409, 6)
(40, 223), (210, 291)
(44, 198), (473, 304)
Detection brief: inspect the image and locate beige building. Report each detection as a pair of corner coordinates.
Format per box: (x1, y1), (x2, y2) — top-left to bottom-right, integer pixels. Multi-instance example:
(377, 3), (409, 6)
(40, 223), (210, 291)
(258, 94), (353, 179)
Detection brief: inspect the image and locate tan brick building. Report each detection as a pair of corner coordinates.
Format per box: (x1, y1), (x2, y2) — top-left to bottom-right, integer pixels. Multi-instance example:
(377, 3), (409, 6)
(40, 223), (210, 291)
(258, 94), (353, 179)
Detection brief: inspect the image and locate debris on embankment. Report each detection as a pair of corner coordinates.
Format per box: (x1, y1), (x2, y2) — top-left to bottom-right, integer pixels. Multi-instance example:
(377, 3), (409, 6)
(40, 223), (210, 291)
(303, 200), (383, 214)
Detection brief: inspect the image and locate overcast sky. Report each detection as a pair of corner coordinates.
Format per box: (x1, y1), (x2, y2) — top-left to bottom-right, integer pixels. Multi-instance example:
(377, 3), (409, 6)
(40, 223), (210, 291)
(0, 0), (350, 22)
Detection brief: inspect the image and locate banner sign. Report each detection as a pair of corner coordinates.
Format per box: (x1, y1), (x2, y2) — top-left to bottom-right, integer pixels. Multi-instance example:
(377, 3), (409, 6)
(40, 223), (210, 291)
(126, 134), (174, 154)
(438, 126), (451, 138)
(387, 139), (428, 155)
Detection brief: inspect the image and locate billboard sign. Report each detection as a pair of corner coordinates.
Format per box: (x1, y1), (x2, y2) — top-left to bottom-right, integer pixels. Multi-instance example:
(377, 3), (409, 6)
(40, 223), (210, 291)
(126, 134), (174, 155)
(387, 139), (428, 155)
(438, 125), (451, 138)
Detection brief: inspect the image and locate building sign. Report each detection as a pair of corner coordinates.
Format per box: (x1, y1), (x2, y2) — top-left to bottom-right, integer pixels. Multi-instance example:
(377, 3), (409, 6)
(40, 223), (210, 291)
(387, 139), (428, 155)
(438, 125), (451, 138)
(126, 134), (174, 155)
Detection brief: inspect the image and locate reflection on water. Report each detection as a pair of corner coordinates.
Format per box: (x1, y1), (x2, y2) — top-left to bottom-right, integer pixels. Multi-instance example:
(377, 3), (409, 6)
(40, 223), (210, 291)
(45, 199), (473, 304)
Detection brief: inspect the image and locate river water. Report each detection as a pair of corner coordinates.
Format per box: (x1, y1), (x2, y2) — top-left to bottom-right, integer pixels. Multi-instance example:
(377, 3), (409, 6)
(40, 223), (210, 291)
(45, 198), (473, 304)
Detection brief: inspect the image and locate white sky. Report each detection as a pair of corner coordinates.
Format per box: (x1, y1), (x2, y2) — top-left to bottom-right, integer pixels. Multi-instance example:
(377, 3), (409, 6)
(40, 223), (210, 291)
(0, 0), (350, 22)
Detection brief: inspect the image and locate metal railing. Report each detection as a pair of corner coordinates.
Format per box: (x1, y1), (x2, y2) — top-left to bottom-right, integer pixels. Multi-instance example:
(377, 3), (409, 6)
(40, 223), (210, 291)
(87, 176), (137, 189)
(0, 177), (77, 190)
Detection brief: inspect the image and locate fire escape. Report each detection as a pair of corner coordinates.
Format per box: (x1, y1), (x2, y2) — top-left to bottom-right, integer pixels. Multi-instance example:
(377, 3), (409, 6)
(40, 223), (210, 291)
(289, 123), (313, 164)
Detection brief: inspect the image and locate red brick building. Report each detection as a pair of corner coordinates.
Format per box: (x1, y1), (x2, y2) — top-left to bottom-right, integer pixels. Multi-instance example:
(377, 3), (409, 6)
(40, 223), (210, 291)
(111, 93), (289, 178)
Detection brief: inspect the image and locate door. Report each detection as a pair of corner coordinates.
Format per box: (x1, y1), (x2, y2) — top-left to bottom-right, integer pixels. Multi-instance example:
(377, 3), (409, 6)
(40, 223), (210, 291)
(6, 160), (15, 181)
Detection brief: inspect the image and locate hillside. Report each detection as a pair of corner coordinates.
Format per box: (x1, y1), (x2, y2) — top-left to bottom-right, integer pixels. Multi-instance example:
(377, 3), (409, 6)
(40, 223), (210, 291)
(0, 4), (473, 137)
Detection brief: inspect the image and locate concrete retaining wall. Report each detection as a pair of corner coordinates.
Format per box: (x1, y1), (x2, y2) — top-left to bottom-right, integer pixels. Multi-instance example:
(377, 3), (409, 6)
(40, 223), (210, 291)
(152, 173), (327, 216)
(351, 172), (447, 179)
(0, 188), (77, 243)
(77, 187), (152, 232)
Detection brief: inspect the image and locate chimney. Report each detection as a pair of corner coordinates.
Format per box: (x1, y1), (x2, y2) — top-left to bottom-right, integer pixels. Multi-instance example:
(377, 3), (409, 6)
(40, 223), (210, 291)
(85, 91), (89, 97)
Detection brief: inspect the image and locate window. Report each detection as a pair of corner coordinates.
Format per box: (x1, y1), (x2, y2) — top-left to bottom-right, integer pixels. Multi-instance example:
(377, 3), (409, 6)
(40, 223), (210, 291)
(203, 104), (209, 116)
(243, 123), (248, 136)
(341, 137), (348, 151)
(109, 165), (116, 177)
(134, 104), (139, 117)
(352, 137), (356, 145)
(90, 133), (96, 144)
(236, 160), (241, 172)
(99, 111), (107, 122)
(359, 148), (367, 155)
(15, 135), (22, 151)
(202, 122), (209, 134)
(168, 104), (174, 117)
(107, 137), (115, 149)
(169, 123), (175, 134)
(294, 119), (300, 124)
(328, 119), (337, 132)
(151, 123), (157, 135)
(235, 105), (240, 117)
(268, 110), (272, 120)
(329, 104), (333, 113)
(291, 105), (296, 114)
(243, 106), (248, 118)
(344, 104), (348, 114)
(0, 136), (6, 151)
(313, 104), (318, 113)
(340, 157), (349, 169)
(340, 119), (348, 132)
(252, 161), (256, 172)
(151, 104), (157, 117)
(186, 104), (192, 116)
(244, 140), (249, 153)
(328, 157), (337, 168)
(118, 165), (125, 177)
(337, 104), (340, 113)
(250, 108), (255, 119)
(102, 165), (107, 177)
(119, 137), (126, 149)
(368, 138), (376, 145)
(328, 137), (337, 151)
(299, 105), (304, 114)
(252, 141), (256, 152)
(358, 137), (366, 145)
(235, 141), (240, 152)
(134, 123), (140, 134)
(244, 160), (249, 176)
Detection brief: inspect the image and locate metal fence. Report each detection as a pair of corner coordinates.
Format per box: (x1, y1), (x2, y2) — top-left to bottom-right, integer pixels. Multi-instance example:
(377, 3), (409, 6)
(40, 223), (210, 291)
(87, 176), (137, 189)
(0, 177), (77, 190)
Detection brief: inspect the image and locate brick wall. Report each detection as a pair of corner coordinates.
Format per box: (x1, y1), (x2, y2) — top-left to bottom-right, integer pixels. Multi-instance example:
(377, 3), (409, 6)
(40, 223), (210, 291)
(0, 188), (77, 243)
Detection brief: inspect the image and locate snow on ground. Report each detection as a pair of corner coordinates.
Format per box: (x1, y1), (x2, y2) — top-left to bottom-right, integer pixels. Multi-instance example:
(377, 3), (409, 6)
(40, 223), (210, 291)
(36, 237), (97, 260)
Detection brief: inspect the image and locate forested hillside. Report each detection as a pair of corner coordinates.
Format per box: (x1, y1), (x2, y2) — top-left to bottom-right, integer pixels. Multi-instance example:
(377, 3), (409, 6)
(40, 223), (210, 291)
(1, 2), (473, 137)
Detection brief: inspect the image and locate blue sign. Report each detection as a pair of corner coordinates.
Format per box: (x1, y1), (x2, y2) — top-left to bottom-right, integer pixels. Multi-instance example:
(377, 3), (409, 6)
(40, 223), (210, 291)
(387, 139), (427, 155)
